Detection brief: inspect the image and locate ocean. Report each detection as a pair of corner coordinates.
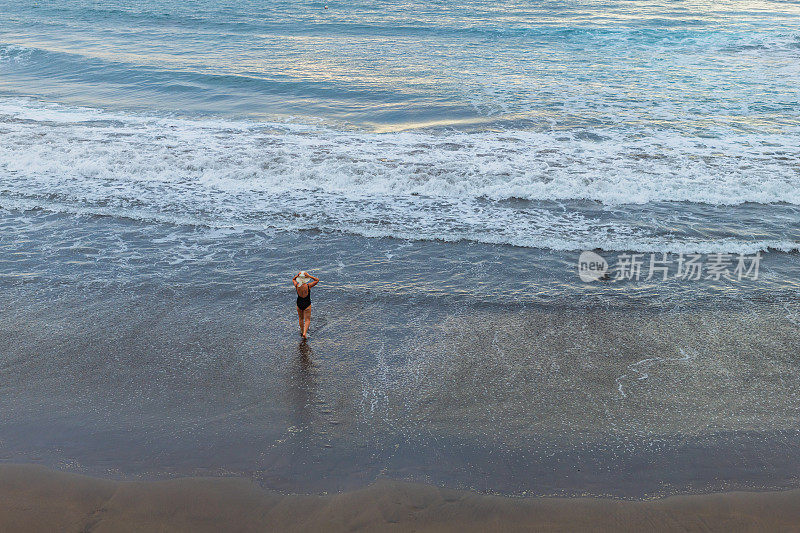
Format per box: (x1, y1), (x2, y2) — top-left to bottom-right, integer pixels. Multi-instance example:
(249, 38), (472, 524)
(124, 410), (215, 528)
(1, 0), (799, 497)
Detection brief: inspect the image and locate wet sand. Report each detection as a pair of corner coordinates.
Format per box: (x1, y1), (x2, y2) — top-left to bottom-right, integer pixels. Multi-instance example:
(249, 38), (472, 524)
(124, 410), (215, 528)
(2, 280), (800, 498)
(2, 463), (800, 532)
(2, 213), (800, 524)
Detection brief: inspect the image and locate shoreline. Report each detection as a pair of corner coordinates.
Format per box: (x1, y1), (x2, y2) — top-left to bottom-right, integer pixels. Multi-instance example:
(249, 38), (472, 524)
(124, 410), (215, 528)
(2, 278), (800, 499)
(3, 464), (800, 532)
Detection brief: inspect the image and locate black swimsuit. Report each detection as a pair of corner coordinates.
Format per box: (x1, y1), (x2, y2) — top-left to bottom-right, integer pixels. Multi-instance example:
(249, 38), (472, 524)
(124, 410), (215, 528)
(296, 287), (311, 310)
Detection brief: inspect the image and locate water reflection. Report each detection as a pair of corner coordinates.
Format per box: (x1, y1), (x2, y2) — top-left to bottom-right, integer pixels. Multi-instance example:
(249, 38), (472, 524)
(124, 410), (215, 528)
(287, 340), (318, 455)
(289, 339), (317, 433)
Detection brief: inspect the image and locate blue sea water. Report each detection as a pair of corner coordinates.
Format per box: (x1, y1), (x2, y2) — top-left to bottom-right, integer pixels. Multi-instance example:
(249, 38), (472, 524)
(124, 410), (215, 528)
(1, 0), (799, 256)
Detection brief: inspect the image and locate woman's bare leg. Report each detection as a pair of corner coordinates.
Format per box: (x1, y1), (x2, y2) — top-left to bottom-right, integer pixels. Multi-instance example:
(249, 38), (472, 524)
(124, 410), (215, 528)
(297, 306), (304, 335)
(302, 307), (311, 338)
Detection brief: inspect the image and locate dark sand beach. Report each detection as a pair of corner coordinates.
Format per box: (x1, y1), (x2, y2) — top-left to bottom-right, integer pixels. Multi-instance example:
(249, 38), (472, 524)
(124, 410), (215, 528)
(4, 464), (800, 532)
(1, 213), (800, 531)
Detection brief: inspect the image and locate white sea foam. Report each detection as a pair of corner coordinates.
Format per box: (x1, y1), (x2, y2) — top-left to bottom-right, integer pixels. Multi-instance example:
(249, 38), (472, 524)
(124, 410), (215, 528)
(0, 98), (798, 252)
(0, 44), (33, 62)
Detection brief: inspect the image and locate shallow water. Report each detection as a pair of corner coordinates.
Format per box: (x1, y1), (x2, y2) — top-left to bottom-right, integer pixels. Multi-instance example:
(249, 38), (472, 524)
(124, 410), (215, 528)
(1, 210), (799, 496)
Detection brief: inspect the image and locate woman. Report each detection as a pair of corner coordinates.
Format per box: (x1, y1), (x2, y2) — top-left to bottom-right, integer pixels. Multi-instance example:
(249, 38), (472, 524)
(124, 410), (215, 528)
(293, 271), (319, 339)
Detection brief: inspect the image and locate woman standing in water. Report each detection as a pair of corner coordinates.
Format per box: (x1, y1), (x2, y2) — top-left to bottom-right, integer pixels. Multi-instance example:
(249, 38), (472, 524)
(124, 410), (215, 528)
(293, 271), (319, 338)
